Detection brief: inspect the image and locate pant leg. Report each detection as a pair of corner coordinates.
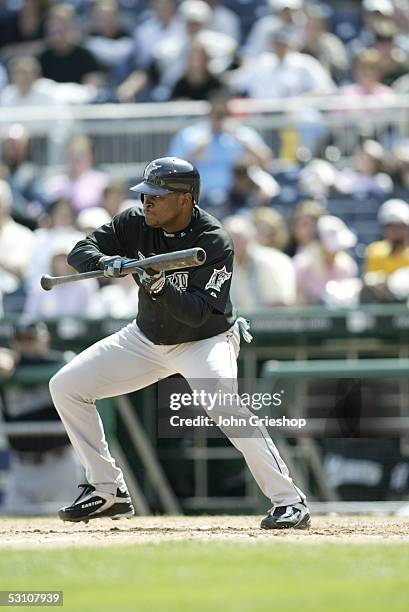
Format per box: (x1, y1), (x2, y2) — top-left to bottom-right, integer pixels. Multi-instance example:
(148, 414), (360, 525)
(172, 324), (306, 507)
(49, 322), (176, 494)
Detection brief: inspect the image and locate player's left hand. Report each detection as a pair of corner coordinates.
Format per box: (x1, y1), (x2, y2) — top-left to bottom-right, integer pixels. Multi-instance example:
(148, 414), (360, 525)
(137, 268), (167, 295)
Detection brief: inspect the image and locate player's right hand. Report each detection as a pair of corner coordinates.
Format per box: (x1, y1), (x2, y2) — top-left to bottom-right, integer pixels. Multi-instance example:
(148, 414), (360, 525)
(98, 255), (127, 278)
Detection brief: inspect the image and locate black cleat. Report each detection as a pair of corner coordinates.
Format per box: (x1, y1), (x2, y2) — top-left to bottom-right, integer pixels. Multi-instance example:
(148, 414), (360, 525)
(59, 484), (135, 523)
(260, 501), (311, 530)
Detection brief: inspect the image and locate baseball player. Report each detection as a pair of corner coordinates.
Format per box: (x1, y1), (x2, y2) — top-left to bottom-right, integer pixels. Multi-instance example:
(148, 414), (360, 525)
(49, 157), (310, 530)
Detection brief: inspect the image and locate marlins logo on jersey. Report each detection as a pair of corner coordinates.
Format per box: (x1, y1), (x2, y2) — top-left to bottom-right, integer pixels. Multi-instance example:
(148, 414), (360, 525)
(205, 266), (232, 293)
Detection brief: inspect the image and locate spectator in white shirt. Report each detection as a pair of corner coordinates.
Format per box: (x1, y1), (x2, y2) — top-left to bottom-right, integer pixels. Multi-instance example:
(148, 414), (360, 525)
(224, 215), (297, 309)
(0, 56), (57, 107)
(85, 0), (133, 79)
(243, 0), (306, 58)
(0, 180), (34, 282)
(203, 0), (241, 43)
(25, 197), (83, 293)
(132, 0), (185, 69)
(1, 123), (46, 229)
(24, 237), (101, 319)
(230, 26), (335, 100)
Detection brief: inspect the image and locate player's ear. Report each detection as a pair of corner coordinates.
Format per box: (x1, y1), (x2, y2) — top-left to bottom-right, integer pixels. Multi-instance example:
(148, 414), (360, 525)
(181, 193), (193, 208)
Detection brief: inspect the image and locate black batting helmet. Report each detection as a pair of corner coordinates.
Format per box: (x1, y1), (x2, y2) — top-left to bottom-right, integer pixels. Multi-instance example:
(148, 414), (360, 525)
(130, 157), (200, 205)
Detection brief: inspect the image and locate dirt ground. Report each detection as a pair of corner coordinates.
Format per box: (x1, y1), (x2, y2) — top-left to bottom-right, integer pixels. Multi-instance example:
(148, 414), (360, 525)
(0, 515), (408, 548)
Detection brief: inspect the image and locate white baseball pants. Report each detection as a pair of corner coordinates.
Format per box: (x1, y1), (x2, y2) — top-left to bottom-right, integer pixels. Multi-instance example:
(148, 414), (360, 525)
(49, 320), (305, 507)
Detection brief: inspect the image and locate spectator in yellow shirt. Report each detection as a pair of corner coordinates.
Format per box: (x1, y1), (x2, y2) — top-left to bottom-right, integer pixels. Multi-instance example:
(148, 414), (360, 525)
(364, 199), (409, 301)
(365, 199), (409, 275)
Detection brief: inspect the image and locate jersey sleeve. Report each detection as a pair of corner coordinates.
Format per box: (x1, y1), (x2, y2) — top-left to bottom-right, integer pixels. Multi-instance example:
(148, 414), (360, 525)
(67, 209), (136, 273)
(188, 249), (233, 313)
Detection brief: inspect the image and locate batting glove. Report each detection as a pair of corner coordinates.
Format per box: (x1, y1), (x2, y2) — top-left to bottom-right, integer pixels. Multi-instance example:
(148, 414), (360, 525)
(98, 255), (128, 278)
(137, 269), (167, 295)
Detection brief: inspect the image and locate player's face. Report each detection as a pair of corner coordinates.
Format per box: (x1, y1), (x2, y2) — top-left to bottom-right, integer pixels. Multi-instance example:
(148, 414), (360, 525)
(143, 192), (188, 229)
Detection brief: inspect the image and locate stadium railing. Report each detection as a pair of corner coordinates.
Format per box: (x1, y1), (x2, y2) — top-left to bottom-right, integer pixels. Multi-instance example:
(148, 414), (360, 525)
(0, 94), (408, 173)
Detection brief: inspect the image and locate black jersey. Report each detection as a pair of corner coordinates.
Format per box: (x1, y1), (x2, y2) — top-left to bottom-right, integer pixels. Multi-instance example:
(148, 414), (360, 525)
(68, 205), (235, 344)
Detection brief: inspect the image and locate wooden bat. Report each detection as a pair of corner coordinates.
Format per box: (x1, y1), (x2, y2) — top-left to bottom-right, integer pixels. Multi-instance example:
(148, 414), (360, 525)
(40, 247), (207, 291)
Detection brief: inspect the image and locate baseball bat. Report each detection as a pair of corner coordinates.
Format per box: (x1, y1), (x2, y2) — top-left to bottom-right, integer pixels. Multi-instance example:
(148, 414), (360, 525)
(40, 247), (207, 291)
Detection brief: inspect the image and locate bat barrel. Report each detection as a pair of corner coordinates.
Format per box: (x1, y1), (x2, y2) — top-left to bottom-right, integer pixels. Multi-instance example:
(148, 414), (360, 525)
(123, 247), (207, 273)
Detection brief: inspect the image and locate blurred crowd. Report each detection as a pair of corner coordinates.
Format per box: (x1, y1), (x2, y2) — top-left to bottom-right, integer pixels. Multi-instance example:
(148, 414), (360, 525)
(2, 0), (409, 103)
(0, 0), (409, 316)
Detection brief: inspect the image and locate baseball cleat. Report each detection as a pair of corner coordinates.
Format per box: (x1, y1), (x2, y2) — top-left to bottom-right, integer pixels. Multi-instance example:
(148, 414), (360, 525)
(260, 501), (311, 530)
(59, 483), (135, 523)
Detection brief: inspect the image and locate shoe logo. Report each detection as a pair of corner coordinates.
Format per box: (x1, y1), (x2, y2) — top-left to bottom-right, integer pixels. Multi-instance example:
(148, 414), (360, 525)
(81, 500), (103, 508)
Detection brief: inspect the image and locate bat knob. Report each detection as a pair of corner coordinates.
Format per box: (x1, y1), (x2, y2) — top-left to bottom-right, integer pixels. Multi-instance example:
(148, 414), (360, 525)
(40, 275), (53, 291)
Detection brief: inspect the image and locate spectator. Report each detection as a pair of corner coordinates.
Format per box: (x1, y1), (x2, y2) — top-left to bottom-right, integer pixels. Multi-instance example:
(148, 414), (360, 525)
(0, 54), (96, 108)
(0, 180), (34, 282)
(168, 91), (273, 206)
(294, 215), (358, 304)
(76, 206), (111, 236)
(203, 0), (241, 43)
(336, 139), (393, 196)
(25, 197), (83, 291)
(102, 178), (127, 217)
(286, 200), (325, 257)
(170, 39), (223, 101)
(300, 4), (349, 84)
(252, 206), (288, 252)
(85, 0), (133, 87)
(229, 27), (335, 100)
(0, 320), (79, 514)
(44, 135), (108, 213)
(339, 48), (394, 100)
(0, 56), (57, 107)
(298, 159), (338, 200)
(224, 215), (297, 308)
(364, 199), (409, 301)
(118, 0), (236, 102)
(38, 3), (102, 85)
(243, 0), (306, 58)
(0, 0), (48, 60)
(395, 0), (409, 56)
(391, 140), (409, 193)
(173, 0), (237, 86)
(349, 0), (395, 56)
(1, 124), (44, 228)
(24, 237), (101, 319)
(365, 199), (409, 280)
(373, 20), (409, 86)
(132, 0), (185, 70)
(222, 159), (280, 217)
